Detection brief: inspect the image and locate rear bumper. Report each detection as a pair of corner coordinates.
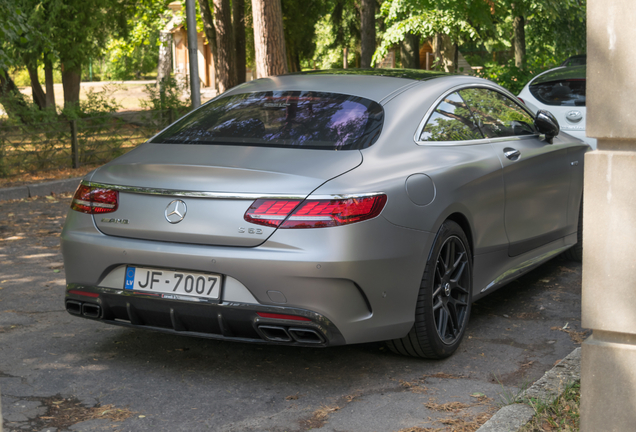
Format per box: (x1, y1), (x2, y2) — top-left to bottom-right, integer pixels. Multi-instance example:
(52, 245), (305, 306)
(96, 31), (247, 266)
(61, 210), (434, 345)
(65, 285), (344, 346)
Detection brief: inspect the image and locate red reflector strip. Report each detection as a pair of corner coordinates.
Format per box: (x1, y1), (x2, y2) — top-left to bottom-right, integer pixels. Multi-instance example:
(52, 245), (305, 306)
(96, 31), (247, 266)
(68, 290), (100, 298)
(257, 312), (311, 321)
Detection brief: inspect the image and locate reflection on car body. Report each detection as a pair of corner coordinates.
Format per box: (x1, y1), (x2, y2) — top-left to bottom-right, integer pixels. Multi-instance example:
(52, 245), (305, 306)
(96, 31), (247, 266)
(61, 69), (586, 359)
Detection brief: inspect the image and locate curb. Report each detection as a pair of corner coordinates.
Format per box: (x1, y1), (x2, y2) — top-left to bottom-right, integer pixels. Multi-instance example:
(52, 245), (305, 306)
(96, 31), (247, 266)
(477, 347), (581, 432)
(0, 177), (81, 201)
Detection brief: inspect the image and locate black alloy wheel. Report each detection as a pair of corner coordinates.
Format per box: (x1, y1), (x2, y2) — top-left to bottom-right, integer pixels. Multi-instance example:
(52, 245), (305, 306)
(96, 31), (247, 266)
(432, 235), (470, 345)
(386, 220), (472, 359)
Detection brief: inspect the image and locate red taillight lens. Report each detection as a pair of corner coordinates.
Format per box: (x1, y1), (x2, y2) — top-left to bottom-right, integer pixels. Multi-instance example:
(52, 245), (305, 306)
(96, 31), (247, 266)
(244, 199), (302, 227)
(244, 195), (387, 229)
(517, 97), (525, 104)
(71, 183), (118, 214)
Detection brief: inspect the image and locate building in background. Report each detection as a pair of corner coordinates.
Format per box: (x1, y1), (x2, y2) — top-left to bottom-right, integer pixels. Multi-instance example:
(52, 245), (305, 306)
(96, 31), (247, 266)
(163, 2), (253, 95)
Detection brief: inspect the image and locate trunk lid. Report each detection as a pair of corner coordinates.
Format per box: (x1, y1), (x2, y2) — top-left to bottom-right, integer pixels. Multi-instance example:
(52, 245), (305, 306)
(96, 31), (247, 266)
(91, 144), (362, 247)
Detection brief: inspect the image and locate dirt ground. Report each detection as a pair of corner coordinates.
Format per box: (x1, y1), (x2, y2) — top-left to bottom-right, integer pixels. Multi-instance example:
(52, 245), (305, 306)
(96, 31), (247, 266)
(18, 81), (155, 111)
(0, 193), (586, 432)
(16, 81), (217, 112)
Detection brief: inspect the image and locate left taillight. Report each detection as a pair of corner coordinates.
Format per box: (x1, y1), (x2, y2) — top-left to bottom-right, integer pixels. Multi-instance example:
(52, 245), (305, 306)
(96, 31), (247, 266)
(71, 183), (118, 214)
(244, 194), (387, 229)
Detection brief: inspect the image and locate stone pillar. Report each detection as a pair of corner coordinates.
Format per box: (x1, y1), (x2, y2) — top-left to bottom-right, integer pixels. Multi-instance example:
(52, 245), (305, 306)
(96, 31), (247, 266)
(580, 1), (636, 430)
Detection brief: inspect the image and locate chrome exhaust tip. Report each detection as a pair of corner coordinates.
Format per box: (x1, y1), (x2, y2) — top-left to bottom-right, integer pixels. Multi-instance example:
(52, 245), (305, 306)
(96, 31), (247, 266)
(257, 325), (292, 342)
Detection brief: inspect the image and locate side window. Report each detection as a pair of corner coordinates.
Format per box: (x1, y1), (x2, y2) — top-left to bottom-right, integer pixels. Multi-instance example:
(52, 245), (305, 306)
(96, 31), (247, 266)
(419, 92), (484, 142)
(459, 88), (536, 138)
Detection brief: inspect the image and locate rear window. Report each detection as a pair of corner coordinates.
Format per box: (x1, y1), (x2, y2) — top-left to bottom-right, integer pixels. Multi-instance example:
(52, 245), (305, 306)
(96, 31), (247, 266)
(529, 80), (586, 106)
(151, 91), (384, 150)
(529, 66), (586, 107)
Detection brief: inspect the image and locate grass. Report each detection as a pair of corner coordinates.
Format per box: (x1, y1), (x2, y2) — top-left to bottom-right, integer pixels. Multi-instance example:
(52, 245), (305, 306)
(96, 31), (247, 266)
(520, 381), (580, 431)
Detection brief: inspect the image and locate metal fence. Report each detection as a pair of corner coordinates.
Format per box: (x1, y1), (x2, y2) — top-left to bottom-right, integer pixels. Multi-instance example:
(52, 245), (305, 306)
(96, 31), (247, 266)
(0, 109), (187, 178)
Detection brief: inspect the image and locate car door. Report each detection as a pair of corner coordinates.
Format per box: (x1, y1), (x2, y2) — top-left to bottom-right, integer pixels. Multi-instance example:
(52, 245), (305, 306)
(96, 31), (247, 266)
(459, 87), (571, 257)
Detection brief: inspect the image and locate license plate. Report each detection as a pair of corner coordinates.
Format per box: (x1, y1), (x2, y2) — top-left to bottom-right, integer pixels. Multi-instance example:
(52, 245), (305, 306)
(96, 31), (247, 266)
(125, 267), (221, 300)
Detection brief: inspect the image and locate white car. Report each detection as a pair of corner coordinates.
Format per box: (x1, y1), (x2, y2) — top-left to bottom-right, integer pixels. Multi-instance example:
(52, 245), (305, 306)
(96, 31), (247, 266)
(518, 65), (596, 149)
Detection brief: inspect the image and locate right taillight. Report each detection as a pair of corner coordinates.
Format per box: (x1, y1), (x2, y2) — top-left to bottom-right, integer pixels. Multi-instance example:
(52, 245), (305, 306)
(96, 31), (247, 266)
(244, 194), (387, 229)
(71, 183), (118, 214)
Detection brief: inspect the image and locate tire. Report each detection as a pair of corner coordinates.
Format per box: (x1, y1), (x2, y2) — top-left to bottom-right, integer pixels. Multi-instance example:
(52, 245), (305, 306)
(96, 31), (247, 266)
(563, 200), (583, 262)
(387, 220), (472, 359)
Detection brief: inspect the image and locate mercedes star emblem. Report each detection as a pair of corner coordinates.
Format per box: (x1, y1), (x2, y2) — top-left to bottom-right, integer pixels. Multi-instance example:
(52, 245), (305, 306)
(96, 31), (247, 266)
(566, 110), (583, 123)
(165, 199), (187, 224)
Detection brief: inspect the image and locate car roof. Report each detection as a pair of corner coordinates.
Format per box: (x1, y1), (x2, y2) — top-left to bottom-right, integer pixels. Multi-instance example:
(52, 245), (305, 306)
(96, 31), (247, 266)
(223, 68), (456, 103)
(293, 68), (449, 80)
(561, 54), (586, 67)
(531, 65), (586, 85)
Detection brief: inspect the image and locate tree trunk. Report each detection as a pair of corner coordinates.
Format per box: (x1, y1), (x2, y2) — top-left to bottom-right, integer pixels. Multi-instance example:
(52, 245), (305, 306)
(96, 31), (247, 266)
(27, 64), (47, 110)
(343, 46), (348, 69)
(400, 33), (419, 69)
(513, 15), (526, 69)
(360, 0), (375, 68)
(251, 0), (287, 77)
(0, 69), (30, 123)
(453, 43), (459, 73)
(157, 30), (173, 86)
(233, 0), (246, 84)
(432, 33), (456, 73)
(214, 0), (237, 92)
(198, 0), (219, 91)
(44, 57), (55, 109)
(61, 64), (81, 112)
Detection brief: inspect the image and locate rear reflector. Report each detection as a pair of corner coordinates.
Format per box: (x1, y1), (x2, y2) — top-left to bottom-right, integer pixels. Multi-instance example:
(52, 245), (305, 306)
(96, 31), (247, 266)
(68, 289), (100, 298)
(244, 194), (387, 229)
(71, 183), (118, 214)
(257, 312), (311, 321)
(517, 97), (525, 104)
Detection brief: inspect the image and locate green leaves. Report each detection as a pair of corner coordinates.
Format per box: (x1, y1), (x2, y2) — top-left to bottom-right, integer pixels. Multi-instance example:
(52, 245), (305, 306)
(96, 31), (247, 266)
(373, 0), (586, 79)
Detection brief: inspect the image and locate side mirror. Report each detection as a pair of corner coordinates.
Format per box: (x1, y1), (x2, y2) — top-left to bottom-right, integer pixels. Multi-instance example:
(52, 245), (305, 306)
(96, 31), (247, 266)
(534, 110), (560, 144)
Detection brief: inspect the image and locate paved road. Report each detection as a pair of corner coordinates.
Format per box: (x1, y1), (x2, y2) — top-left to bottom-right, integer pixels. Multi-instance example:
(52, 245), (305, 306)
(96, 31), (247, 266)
(0, 195), (586, 432)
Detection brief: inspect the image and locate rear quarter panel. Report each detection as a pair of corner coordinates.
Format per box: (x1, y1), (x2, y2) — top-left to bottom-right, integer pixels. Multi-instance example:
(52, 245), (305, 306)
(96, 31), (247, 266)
(313, 77), (509, 255)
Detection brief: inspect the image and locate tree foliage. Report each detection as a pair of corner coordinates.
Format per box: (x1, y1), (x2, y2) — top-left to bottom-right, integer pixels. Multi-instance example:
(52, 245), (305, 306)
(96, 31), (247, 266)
(103, 0), (172, 80)
(374, 0), (586, 90)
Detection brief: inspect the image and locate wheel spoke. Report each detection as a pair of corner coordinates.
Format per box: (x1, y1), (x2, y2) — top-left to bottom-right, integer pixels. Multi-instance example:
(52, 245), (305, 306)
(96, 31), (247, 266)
(432, 298), (443, 311)
(437, 306), (448, 337)
(447, 302), (460, 336)
(451, 253), (466, 277)
(453, 298), (468, 307)
(435, 265), (444, 284)
(442, 242), (451, 271)
(432, 284), (443, 298)
(452, 283), (469, 295)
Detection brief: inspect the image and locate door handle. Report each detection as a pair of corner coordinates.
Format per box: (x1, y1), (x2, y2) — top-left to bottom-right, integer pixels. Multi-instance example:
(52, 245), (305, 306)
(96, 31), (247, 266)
(504, 148), (520, 160)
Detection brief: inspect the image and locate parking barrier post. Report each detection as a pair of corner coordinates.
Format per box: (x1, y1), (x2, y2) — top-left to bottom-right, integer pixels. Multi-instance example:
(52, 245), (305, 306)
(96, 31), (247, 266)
(70, 120), (80, 169)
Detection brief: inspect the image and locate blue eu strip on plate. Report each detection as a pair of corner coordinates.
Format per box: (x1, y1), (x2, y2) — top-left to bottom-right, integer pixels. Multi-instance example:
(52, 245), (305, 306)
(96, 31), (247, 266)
(125, 267), (136, 290)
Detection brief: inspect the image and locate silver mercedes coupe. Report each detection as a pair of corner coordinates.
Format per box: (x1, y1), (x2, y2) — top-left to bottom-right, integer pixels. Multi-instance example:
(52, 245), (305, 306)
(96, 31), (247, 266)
(61, 69), (587, 359)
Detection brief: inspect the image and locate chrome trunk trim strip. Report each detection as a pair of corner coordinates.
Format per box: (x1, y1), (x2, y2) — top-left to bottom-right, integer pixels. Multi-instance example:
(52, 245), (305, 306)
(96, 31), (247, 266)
(84, 181), (384, 201)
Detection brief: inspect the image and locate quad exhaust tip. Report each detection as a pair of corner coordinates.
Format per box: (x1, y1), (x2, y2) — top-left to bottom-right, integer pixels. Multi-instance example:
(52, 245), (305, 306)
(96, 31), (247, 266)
(66, 300), (82, 315)
(257, 325), (325, 344)
(288, 328), (324, 344)
(66, 300), (101, 319)
(258, 325), (292, 342)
